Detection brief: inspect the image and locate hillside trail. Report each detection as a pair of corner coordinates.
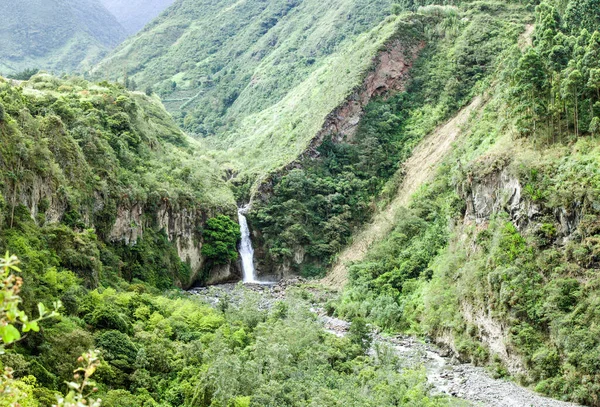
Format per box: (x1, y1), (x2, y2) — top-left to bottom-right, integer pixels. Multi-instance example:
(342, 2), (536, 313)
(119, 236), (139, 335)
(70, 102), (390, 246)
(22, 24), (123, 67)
(322, 95), (484, 288)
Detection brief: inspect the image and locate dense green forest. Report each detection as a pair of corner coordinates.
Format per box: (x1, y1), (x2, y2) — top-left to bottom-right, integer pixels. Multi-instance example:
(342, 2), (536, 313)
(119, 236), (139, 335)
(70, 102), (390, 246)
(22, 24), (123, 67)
(3, 0), (600, 406)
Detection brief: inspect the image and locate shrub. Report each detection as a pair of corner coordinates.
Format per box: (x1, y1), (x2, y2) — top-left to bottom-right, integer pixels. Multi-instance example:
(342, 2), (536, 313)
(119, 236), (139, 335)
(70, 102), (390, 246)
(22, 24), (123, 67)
(201, 215), (241, 265)
(94, 330), (138, 371)
(88, 305), (131, 333)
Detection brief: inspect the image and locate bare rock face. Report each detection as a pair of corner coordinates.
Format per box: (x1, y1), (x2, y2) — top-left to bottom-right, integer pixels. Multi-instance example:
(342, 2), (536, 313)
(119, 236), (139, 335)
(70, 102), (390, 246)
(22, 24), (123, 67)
(109, 203), (144, 245)
(205, 260), (242, 286)
(108, 202), (241, 288)
(462, 168), (581, 240)
(464, 169), (537, 229)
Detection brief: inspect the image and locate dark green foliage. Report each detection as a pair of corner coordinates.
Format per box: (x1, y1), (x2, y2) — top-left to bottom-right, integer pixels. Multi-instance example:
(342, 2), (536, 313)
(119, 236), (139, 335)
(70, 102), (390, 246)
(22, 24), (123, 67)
(7, 69), (40, 81)
(201, 215), (241, 265)
(95, 330), (138, 372)
(89, 305), (132, 333)
(564, 0), (600, 34)
(511, 0), (600, 140)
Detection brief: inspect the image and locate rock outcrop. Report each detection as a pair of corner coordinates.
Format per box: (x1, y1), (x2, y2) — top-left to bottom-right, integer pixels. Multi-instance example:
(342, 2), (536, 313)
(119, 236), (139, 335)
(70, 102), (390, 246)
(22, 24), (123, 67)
(462, 167), (581, 241)
(8, 174), (239, 288)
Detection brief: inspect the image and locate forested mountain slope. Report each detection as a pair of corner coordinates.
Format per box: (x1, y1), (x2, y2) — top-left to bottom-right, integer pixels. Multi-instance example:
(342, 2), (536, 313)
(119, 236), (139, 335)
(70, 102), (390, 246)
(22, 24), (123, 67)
(247, 1), (530, 279)
(99, 0), (176, 35)
(0, 0), (127, 75)
(0, 74), (237, 290)
(326, 1), (600, 405)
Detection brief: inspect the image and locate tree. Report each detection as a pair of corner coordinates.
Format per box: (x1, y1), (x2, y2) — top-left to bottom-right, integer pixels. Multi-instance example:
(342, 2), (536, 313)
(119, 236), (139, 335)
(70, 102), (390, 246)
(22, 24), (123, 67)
(201, 216), (241, 265)
(349, 317), (371, 352)
(589, 69), (600, 100)
(513, 49), (549, 137)
(562, 68), (584, 136)
(7, 69), (39, 81)
(534, 2), (560, 57)
(0, 103), (4, 123)
(565, 0), (600, 34)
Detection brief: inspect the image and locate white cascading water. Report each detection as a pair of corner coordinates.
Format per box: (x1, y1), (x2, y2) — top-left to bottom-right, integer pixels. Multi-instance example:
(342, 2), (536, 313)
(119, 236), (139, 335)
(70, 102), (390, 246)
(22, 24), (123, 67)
(237, 207), (257, 283)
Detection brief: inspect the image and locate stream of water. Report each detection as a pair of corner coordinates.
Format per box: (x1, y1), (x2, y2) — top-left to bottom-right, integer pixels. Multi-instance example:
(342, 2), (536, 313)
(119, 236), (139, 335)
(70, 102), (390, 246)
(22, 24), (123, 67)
(237, 206), (257, 283)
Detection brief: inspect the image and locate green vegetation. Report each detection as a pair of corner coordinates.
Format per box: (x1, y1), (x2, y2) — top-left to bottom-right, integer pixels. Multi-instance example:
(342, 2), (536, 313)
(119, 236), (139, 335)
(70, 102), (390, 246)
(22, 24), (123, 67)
(0, 73), (235, 291)
(96, 0), (433, 179)
(251, 1), (527, 277)
(7, 0), (600, 405)
(95, 0), (396, 130)
(0, 0), (126, 75)
(201, 216), (241, 265)
(327, 1), (600, 405)
(0, 250), (457, 407)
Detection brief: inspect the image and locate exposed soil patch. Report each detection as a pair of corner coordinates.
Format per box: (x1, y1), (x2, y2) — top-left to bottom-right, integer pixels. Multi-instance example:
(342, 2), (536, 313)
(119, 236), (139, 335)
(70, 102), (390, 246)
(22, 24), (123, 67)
(322, 95), (484, 288)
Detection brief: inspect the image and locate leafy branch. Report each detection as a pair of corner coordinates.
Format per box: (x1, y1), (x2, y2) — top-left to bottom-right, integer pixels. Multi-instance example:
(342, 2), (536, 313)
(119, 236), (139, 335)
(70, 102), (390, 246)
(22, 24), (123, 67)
(0, 252), (61, 350)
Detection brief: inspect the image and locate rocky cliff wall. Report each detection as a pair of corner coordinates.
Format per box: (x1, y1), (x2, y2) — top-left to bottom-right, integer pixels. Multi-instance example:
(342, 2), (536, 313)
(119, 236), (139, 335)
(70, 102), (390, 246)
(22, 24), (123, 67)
(8, 174), (240, 288)
(439, 166), (586, 375)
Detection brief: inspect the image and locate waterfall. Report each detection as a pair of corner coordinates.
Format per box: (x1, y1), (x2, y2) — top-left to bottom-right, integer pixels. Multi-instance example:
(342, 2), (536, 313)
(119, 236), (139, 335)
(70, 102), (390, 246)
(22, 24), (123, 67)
(237, 207), (257, 283)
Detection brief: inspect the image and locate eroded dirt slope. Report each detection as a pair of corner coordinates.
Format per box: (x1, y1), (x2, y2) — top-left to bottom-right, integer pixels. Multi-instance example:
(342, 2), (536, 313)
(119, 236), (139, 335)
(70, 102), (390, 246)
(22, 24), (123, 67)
(322, 95), (484, 288)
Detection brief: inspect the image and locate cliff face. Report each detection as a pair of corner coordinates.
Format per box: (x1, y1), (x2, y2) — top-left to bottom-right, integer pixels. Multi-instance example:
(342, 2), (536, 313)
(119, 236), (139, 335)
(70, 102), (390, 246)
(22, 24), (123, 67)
(11, 174), (240, 288)
(462, 167), (581, 242)
(439, 165), (587, 375)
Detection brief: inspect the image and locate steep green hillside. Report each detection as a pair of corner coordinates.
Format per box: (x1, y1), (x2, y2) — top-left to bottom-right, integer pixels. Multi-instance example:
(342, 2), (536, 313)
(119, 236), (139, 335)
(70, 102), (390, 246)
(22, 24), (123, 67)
(249, 1), (529, 278)
(0, 0), (126, 75)
(94, 0), (403, 173)
(330, 0), (600, 405)
(95, 0), (395, 131)
(0, 73), (236, 290)
(99, 0), (176, 34)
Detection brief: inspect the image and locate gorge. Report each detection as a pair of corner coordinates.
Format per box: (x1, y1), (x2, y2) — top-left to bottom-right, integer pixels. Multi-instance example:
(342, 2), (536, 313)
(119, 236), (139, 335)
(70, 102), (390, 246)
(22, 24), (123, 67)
(2, 0), (600, 406)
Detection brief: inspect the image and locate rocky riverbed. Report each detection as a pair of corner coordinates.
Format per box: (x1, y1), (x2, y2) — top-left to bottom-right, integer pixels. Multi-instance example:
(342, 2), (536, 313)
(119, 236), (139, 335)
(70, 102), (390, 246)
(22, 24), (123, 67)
(189, 280), (581, 407)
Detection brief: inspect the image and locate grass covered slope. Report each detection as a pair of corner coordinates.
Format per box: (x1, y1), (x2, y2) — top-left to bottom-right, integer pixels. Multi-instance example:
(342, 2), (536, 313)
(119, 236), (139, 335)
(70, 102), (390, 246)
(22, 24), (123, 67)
(0, 0), (126, 75)
(94, 0), (396, 136)
(216, 13), (425, 180)
(0, 73), (236, 290)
